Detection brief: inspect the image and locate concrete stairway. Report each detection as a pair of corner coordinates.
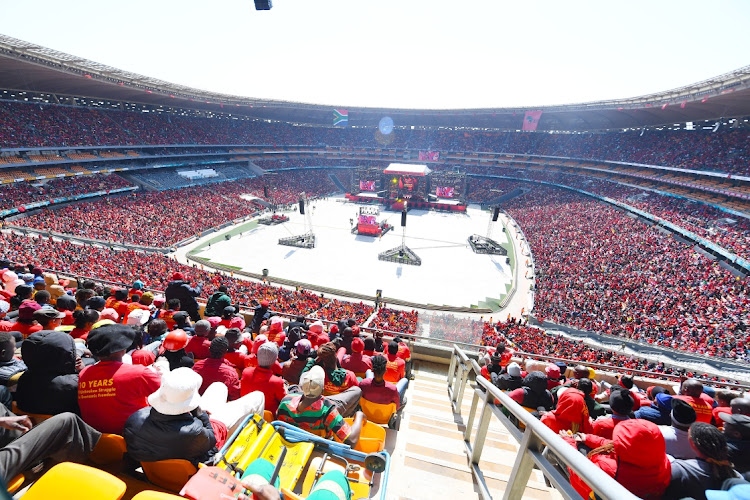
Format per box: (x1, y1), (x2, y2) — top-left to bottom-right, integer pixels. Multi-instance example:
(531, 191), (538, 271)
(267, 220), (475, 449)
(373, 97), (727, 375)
(385, 360), (562, 500)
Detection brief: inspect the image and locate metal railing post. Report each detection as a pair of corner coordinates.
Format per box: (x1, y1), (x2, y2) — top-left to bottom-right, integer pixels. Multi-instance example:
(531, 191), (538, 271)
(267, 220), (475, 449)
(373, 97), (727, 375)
(447, 348), (457, 391)
(471, 391), (492, 465)
(455, 365), (470, 414)
(502, 427), (543, 500)
(464, 388), (480, 442)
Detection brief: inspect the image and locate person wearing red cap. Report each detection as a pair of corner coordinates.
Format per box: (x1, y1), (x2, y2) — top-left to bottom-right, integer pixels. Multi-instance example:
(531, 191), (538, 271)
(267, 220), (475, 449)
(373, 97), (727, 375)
(545, 364), (563, 391)
(307, 321), (329, 349)
(165, 272), (203, 323)
(340, 338), (372, 378)
(266, 316), (285, 346)
(11, 302), (43, 339)
(158, 329), (194, 371)
(250, 299), (272, 334)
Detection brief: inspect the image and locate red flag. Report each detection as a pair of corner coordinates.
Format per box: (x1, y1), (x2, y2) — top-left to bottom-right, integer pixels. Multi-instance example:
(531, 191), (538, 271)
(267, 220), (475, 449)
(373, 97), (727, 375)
(661, 103), (668, 110)
(521, 110), (543, 131)
(680, 101), (687, 109)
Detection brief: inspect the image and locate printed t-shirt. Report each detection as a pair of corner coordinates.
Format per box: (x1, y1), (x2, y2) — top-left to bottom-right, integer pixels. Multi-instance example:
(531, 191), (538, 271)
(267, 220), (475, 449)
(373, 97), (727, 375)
(276, 395), (351, 441)
(78, 361), (161, 434)
(323, 370), (358, 396)
(384, 354), (405, 384)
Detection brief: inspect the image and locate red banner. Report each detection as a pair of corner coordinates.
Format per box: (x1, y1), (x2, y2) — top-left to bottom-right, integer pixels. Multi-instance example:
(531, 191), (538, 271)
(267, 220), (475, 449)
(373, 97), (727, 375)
(418, 151), (440, 161)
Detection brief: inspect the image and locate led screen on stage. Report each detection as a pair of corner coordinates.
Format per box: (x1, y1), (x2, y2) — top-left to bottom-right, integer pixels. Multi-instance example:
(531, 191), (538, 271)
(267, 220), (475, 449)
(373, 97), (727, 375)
(358, 215), (377, 225)
(359, 180), (376, 191)
(398, 176), (417, 192)
(436, 186), (455, 198)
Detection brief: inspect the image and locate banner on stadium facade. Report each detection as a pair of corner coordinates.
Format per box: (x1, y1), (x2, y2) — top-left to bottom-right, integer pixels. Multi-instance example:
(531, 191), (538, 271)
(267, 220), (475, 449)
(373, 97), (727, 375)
(522, 110), (543, 131)
(418, 151), (440, 161)
(333, 109), (348, 126)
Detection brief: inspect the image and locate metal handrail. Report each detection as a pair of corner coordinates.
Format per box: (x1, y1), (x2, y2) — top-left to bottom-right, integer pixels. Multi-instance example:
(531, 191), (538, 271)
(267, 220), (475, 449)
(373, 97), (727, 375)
(448, 344), (640, 500)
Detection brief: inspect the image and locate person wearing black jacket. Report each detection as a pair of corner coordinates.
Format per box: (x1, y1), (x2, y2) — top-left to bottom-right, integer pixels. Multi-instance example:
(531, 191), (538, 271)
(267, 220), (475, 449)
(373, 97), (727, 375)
(16, 330), (81, 415)
(165, 272), (202, 322)
(124, 368), (219, 465)
(495, 362), (524, 391)
(250, 300), (271, 334)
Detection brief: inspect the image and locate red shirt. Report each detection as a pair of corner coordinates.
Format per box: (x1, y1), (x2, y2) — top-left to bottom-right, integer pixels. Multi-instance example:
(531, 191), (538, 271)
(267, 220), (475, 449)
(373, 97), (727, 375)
(11, 322), (43, 339)
(61, 310), (75, 326)
(384, 354), (405, 384)
(396, 343), (411, 361)
(359, 378), (399, 407)
(193, 358), (241, 400)
(184, 336), (212, 360)
(110, 300), (130, 323)
(69, 327), (91, 341)
(341, 353), (372, 375)
(240, 366), (286, 415)
(159, 310), (178, 331)
(225, 350), (251, 371)
(245, 356), (283, 376)
(712, 406), (731, 425)
(591, 416), (629, 440)
(78, 361), (161, 434)
(323, 370), (358, 396)
(674, 395), (713, 424)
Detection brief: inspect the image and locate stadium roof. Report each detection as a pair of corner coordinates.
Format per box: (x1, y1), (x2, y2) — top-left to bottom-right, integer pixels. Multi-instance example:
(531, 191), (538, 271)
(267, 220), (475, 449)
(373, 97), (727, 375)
(1, 34), (750, 132)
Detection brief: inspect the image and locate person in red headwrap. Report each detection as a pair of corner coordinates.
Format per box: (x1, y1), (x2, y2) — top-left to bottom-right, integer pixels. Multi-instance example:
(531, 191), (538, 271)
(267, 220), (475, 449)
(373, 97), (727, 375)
(568, 419), (671, 499)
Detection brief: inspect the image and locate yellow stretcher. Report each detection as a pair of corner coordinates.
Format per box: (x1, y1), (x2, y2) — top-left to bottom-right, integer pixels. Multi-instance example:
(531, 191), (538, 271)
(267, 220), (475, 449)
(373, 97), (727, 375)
(219, 414), (314, 492)
(211, 414), (390, 500)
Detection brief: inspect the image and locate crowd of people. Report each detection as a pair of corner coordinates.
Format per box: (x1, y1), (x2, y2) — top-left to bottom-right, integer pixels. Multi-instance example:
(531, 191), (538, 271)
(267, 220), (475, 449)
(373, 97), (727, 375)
(0, 175), (133, 212)
(466, 172), (750, 262)
(0, 259), (412, 496)
(500, 186), (749, 362)
(368, 307), (419, 335)
(481, 319), (723, 381)
(313, 299), (374, 326)
(0, 231), (328, 316)
(10, 170), (338, 247)
(1, 99), (749, 175)
(479, 348), (750, 500)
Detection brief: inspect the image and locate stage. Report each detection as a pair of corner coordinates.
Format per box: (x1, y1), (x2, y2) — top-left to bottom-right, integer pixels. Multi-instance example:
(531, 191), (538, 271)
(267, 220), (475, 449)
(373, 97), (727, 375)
(345, 193), (467, 212)
(192, 196), (512, 308)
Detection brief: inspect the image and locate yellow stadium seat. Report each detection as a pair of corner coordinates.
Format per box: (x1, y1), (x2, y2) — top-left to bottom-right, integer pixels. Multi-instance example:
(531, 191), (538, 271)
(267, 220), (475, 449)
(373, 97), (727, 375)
(22, 462), (126, 500)
(11, 401), (53, 426)
(89, 433), (127, 465)
(341, 418), (385, 453)
(359, 398), (397, 426)
(141, 459), (197, 492)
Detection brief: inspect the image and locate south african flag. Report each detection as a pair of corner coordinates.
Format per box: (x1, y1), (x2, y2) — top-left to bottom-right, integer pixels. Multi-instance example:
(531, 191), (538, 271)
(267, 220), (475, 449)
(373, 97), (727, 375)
(333, 109), (348, 126)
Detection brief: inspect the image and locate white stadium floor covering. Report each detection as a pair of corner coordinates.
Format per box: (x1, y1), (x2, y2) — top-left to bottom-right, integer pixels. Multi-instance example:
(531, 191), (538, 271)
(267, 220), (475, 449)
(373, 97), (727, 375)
(195, 197), (512, 308)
